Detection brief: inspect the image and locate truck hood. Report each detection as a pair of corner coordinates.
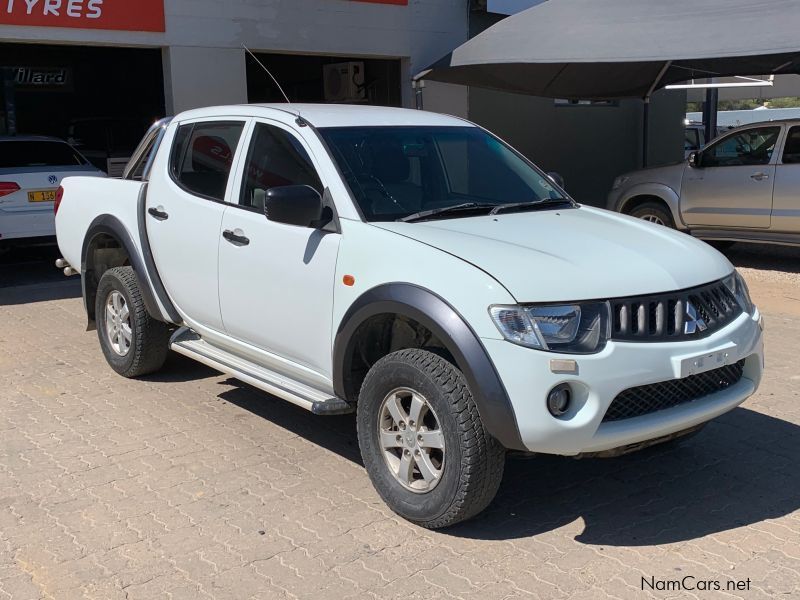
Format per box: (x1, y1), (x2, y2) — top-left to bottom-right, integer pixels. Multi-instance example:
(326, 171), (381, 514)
(373, 206), (733, 302)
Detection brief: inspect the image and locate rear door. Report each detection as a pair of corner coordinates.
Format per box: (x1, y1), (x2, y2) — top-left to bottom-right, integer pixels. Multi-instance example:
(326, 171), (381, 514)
(145, 119), (248, 331)
(0, 140), (97, 239)
(771, 125), (800, 233)
(680, 125), (781, 229)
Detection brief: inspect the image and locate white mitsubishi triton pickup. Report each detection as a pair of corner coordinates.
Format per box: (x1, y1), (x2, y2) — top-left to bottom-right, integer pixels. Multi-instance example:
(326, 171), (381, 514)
(54, 104), (764, 528)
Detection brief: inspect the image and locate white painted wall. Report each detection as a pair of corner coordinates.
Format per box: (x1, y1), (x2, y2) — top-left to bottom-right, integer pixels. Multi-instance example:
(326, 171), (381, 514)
(0, 0), (469, 115)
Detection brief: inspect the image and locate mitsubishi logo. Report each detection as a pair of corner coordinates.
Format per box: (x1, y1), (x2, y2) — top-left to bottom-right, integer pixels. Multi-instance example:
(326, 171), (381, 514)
(684, 301), (708, 335)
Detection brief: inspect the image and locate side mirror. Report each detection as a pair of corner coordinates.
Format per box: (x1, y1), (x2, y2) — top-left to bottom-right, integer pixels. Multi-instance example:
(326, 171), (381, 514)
(265, 185), (327, 228)
(547, 171), (565, 189)
(688, 151), (701, 168)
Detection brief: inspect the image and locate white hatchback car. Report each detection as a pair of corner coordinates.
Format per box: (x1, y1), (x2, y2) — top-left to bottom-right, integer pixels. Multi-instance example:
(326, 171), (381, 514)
(0, 136), (104, 246)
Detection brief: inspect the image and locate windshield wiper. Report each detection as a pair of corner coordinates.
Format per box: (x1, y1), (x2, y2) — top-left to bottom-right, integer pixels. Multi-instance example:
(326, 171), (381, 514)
(398, 202), (496, 223)
(489, 198), (573, 215)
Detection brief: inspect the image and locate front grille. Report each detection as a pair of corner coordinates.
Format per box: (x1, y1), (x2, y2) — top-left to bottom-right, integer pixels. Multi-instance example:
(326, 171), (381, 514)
(603, 359), (745, 422)
(610, 279), (742, 342)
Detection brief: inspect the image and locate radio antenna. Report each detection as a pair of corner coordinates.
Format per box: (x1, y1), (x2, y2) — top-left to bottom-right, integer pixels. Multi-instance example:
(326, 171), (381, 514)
(243, 44), (292, 104)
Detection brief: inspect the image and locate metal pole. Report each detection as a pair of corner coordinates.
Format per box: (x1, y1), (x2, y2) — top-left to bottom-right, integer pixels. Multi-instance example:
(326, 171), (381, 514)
(413, 79), (424, 110)
(704, 87), (719, 144)
(642, 98), (650, 167)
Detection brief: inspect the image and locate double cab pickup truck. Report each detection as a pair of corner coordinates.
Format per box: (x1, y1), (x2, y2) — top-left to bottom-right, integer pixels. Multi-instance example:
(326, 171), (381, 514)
(55, 104), (764, 528)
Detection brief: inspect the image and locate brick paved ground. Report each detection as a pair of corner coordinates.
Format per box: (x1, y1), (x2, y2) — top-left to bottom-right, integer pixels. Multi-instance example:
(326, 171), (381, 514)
(0, 272), (798, 598)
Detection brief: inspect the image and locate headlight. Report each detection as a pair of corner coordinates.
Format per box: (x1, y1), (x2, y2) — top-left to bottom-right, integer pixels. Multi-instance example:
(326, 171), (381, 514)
(612, 175), (629, 191)
(489, 302), (609, 354)
(724, 271), (755, 314)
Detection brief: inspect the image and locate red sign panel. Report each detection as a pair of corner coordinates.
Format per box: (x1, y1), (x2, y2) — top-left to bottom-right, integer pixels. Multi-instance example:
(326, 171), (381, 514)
(0, 0), (165, 33)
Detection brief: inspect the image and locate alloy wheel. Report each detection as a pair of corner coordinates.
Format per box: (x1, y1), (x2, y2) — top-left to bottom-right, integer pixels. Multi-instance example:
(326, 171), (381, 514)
(378, 387), (445, 493)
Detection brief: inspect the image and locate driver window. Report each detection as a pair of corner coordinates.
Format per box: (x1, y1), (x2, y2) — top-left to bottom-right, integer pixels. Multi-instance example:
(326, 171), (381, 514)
(239, 123), (322, 211)
(703, 126), (780, 167)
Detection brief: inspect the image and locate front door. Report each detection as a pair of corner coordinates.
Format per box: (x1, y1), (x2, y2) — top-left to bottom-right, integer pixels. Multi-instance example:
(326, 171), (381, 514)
(145, 119), (247, 331)
(681, 125), (781, 229)
(218, 120), (341, 379)
(771, 125), (800, 233)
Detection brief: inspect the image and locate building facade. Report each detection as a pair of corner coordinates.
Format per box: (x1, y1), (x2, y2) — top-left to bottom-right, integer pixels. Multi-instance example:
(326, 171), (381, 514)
(1, 0), (469, 140)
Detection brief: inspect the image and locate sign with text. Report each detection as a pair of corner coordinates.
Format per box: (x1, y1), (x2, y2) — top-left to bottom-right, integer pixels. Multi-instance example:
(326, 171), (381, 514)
(0, 0), (165, 32)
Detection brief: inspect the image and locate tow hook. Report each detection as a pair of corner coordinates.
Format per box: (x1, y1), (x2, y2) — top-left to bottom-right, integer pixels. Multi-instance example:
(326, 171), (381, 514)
(56, 258), (79, 277)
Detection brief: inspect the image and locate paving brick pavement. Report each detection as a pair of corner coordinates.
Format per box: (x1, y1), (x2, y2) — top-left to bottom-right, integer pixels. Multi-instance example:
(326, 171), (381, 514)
(0, 295), (798, 599)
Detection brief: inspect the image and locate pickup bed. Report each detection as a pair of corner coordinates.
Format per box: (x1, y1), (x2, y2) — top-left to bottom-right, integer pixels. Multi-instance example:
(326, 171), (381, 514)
(55, 104), (764, 528)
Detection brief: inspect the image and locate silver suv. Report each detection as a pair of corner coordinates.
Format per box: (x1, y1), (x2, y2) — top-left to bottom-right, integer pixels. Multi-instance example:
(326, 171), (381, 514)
(608, 120), (800, 247)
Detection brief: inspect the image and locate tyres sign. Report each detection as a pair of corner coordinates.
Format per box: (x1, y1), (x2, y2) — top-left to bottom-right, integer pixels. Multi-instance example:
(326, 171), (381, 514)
(1, 0), (165, 32)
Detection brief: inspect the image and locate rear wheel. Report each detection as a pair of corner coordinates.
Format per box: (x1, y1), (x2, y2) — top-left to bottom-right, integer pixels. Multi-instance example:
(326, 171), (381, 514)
(95, 266), (170, 378)
(357, 349), (505, 529)
(629, 201), (675, 229)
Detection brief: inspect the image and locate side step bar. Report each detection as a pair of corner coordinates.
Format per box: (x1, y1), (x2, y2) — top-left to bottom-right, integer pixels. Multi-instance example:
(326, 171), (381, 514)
(170, 328), (353, 415)
(690, 229), (800, 247)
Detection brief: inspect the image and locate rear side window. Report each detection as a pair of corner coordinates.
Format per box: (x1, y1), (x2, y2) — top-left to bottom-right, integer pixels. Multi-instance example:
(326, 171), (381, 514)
(0, 141), (87, 168)
(170, 121), (245, 201)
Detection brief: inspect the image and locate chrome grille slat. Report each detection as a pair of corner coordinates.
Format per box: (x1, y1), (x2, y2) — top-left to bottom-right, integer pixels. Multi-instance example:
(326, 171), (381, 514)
(610, 279), (742, 342)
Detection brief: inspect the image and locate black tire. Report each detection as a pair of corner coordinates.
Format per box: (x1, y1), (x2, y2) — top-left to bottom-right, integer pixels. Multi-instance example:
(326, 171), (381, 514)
(95, 266), (170, 378)
(357, 348), (505, 529)
(628, 201), (676, 229)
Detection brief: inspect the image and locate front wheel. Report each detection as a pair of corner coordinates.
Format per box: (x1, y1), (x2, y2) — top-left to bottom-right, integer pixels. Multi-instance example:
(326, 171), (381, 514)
(357, 349), (506, 529)
(629, 201), (676, 229)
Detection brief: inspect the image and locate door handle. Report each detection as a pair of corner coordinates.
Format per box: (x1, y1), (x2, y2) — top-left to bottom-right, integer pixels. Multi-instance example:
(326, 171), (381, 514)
(223, 229), (250, 246)
(750, 172), (770, 181)
(148, 206), (169, 220)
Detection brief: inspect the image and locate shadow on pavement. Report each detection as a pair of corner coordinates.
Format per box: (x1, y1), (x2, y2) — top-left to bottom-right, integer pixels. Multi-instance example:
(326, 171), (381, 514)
(0, 243), (82, 305)
(212, 378), (799, 546)
(723, 242), (800, 274)
(217, 378), (362, 465)
(448, 407), (799, 545)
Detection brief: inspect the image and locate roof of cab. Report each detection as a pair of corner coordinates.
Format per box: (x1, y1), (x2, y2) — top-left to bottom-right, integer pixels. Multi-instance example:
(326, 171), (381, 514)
(173, 103), (472, 128)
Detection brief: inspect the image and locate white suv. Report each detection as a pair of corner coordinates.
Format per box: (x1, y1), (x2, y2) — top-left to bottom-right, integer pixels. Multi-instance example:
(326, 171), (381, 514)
(54, 105), (764, 528)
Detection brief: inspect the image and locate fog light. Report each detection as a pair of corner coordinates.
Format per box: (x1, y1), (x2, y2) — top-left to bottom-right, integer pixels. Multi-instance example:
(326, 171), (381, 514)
(547, 384), (571, 417)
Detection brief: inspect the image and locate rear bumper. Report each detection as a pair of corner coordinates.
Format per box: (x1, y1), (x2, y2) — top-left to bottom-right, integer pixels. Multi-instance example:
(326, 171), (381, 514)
(0, 207), (56, 240)
(483, 309), (764, 455)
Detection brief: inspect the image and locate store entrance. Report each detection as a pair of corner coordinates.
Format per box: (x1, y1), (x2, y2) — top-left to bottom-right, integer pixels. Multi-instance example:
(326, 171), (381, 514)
(1, 43), (165, 175)
(246, 52), (402, 107)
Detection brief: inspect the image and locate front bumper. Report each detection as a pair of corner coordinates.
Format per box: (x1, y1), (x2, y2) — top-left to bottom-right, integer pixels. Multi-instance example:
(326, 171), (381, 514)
(483, 309), (764, 455)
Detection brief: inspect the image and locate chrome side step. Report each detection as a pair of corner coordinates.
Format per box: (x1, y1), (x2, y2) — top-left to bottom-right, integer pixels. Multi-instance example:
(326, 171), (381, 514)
(170, 328), (353, 415)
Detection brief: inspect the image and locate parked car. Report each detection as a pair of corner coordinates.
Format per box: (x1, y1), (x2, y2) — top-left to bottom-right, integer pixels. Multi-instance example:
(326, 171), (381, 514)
(67, 117), (149, 177)
(610, 119), (800, 247)
(0, 136), (104, 247)
(54, 105), (764, 528)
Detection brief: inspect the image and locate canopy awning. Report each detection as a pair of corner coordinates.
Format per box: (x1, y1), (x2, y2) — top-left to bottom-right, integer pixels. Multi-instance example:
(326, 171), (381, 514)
(418, 0), (800, 100)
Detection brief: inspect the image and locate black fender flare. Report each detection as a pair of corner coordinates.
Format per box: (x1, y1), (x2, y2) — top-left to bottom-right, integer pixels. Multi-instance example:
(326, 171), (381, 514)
(81, 214), (180, 324)
(333, 283), (526, 451)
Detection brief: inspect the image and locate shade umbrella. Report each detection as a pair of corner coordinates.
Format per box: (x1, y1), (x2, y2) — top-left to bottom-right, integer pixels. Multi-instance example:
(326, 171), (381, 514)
(417, 0), (800, 101)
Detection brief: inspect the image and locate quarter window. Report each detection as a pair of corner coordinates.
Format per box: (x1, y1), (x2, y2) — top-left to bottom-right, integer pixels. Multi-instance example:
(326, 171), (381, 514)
(170, 121), (245, 201)
(703, 126), (780, 167)
(239, 123), (322, 211)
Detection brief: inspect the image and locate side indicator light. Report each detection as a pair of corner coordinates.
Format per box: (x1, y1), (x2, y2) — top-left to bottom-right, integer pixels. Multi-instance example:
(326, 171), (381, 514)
(343, 275), (355, 287)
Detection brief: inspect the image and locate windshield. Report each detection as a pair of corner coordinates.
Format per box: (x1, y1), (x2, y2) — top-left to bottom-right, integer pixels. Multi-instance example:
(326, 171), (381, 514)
(0, 141), (88, 169)
(319, 126), (569, 222)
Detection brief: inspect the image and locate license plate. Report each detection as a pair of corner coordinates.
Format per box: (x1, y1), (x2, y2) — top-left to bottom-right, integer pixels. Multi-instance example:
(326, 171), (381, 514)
(678, 346), (738, 378)
(28, 190), (57, 203)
